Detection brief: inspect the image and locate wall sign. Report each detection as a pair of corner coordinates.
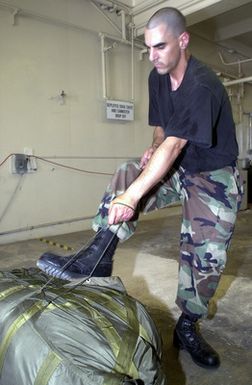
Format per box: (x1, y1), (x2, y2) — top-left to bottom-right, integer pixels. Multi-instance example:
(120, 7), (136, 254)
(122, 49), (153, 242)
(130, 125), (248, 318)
(106, 100), (134, 121)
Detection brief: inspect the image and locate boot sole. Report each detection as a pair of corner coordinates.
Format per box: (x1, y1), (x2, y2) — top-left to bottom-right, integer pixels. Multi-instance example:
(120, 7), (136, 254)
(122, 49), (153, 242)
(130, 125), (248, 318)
(37, 259), (112, 281)
(36, 259), (88, 281)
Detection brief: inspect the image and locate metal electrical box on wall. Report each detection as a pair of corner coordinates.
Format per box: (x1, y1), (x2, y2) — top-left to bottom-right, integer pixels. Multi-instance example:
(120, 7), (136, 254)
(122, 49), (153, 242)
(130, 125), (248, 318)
(11, 152), (37, 174)
(106, 100), (134, 121)
(12, 154), (28, 174)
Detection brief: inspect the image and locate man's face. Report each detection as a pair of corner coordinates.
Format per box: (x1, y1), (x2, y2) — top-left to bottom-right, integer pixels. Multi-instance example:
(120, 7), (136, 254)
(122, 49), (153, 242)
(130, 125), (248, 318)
(144, 23), (182, 75)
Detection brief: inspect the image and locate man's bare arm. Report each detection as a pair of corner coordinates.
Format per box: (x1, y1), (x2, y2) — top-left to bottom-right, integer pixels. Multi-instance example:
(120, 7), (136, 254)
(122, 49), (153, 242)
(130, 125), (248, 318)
(140, 126), (165, 169)
(108, 136), (187, 224)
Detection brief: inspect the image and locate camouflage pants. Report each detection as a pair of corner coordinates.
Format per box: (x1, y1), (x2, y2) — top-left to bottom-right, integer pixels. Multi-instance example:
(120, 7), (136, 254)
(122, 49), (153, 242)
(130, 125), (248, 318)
(92, 159), (243, 318)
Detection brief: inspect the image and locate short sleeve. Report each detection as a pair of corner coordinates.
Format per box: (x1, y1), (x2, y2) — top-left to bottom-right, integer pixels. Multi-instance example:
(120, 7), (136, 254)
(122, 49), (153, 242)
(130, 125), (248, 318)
(165, 85), (220, 148)
(148, 71), (162, 127)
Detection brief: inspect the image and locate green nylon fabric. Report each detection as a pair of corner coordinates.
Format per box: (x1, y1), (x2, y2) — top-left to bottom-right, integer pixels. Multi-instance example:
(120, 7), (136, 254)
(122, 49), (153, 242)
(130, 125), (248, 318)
(34, 352), (62, 385)
(0, 268), (167, 385)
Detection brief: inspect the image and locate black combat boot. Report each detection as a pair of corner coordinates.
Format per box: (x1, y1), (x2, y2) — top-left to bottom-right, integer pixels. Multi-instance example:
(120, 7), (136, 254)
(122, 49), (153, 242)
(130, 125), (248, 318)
(173, 313), (220, 369)
(36, 228), (119, 280)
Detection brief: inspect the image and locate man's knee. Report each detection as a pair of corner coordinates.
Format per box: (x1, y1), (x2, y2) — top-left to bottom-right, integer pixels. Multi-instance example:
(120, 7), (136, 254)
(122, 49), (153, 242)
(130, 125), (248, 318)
(110, 159), (142, 190)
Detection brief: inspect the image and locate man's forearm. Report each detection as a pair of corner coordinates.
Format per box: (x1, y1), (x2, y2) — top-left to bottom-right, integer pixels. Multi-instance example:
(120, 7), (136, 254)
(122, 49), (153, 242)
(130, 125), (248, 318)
(128, 136), (187, 202)
(108, 136), (187, 225)
(151, 126), (165, 150)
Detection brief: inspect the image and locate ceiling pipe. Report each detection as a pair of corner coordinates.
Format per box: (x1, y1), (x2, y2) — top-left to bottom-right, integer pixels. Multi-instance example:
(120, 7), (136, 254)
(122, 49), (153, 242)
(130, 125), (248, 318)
(90, 1), (129, 42)
(130, 22), (135, 101)
(99, 32), (144, 50)
(89, 0), (122, 34)
(99, 29), (144, 100)
(219, 52), (252, 66)
(90, 0), (131, 12)
(118, 9), (126, 40)
(223, 76), (252, 86)
(11, 7), (20, 25)
(0, 1), (98, 36)
(100, 34), (107, 99)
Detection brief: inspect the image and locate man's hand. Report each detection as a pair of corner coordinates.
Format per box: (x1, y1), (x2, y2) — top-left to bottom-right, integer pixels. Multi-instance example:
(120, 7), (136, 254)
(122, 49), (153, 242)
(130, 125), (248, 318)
(140, 146), (155, 169)
(108, 193), (137, 225)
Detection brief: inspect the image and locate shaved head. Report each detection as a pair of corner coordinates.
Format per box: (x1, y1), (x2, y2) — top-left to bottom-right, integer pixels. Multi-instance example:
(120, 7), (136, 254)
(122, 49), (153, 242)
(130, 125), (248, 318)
(146, 7), (186, 37)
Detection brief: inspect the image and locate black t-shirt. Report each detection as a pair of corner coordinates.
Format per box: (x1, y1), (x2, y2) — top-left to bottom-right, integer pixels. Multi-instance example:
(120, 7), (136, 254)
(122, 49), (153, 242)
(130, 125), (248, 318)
(148, 56), (238, 172)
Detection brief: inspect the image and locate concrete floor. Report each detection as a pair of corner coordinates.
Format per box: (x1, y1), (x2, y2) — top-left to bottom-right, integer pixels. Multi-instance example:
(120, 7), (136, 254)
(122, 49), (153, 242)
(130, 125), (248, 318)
(0, 207), (252, 385)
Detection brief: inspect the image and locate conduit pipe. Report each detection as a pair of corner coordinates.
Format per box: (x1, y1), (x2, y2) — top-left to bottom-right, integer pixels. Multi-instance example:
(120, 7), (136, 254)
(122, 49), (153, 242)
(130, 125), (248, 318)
(219, 52), (252, 66)
(100, 34), (107, 99)
(120, 9), (126, 40)
(0, 216), (94, 237)
(11, 7), (19, 25)
(99, 32), (144, 100)
(0, 1), (98, 36)
(131, 22), (135, 101)
(223, 76), (252, 87)
(89, 0), (122, 35)
(91, 0), (130, 12)
(99, 32), (144, 50)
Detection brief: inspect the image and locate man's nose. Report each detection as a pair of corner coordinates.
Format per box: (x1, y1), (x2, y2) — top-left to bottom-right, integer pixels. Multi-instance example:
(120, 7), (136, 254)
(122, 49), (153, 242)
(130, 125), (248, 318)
(149, 47), (158, 62)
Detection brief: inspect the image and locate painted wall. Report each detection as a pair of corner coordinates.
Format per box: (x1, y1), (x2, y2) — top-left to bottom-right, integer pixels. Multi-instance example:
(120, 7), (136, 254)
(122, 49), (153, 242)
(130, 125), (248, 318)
(0, 1), (251, 244)
(0, 0), (152, 243)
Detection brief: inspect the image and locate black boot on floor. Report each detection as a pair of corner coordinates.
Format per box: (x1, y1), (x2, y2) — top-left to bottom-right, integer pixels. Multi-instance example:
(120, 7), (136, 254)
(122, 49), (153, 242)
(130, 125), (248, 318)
(36, 228), (119, 280)
(173, 313), (220, 369)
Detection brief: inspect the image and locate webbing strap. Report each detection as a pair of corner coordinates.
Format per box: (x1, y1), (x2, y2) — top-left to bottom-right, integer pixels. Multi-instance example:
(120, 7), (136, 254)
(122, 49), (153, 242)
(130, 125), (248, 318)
(0, 284), (40, 302)
(83, 293), (140, 378)
(0, 301), (46, 373)
(66, 290), (141, 379)
(67, 296), (122, 358)
(0, 278), (147, 383)
(115, 296), (139, 379)
(73, 288), (128, 321)
(44, 292), (140, 382)
(0, 285), (25, 300)
(34, 351), (62, 385)
(139, 324), (151, 344)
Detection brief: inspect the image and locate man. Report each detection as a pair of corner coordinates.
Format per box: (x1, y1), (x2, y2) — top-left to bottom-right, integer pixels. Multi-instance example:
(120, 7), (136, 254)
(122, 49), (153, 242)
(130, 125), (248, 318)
(37, 7), (243, 369)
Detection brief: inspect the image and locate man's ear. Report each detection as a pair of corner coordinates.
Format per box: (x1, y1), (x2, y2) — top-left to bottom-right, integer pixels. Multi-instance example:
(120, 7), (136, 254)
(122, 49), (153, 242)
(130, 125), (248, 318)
(179, 32), (190, 49)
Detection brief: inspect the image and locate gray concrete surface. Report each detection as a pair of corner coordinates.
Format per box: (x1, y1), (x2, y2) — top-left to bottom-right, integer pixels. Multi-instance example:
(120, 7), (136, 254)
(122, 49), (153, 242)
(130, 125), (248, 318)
(0, 207), (251, 384)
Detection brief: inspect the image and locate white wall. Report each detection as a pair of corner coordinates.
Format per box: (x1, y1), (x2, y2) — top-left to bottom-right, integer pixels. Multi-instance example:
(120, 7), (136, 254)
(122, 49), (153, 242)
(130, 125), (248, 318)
(1, 0), (251, 244)
(0, 0), (153, 243)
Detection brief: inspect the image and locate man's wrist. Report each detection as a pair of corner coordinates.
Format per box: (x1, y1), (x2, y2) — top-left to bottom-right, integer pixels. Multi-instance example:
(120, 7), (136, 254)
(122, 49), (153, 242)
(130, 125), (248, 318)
(152, 143), (159, 150)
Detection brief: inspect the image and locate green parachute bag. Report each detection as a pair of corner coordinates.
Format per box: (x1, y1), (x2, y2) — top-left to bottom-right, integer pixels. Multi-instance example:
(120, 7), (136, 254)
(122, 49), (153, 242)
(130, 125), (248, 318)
(0, 268), (167, 385)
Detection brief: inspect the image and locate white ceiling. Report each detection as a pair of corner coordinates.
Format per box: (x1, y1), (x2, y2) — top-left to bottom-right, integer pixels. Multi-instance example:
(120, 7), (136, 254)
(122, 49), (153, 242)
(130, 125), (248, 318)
(92, 0), (252, 78)
(186, 0), (252, 77)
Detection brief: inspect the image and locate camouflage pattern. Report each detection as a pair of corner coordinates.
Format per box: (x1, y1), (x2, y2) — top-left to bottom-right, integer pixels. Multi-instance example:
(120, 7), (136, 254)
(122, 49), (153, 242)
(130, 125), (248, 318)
(92, 159), (243, 318)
